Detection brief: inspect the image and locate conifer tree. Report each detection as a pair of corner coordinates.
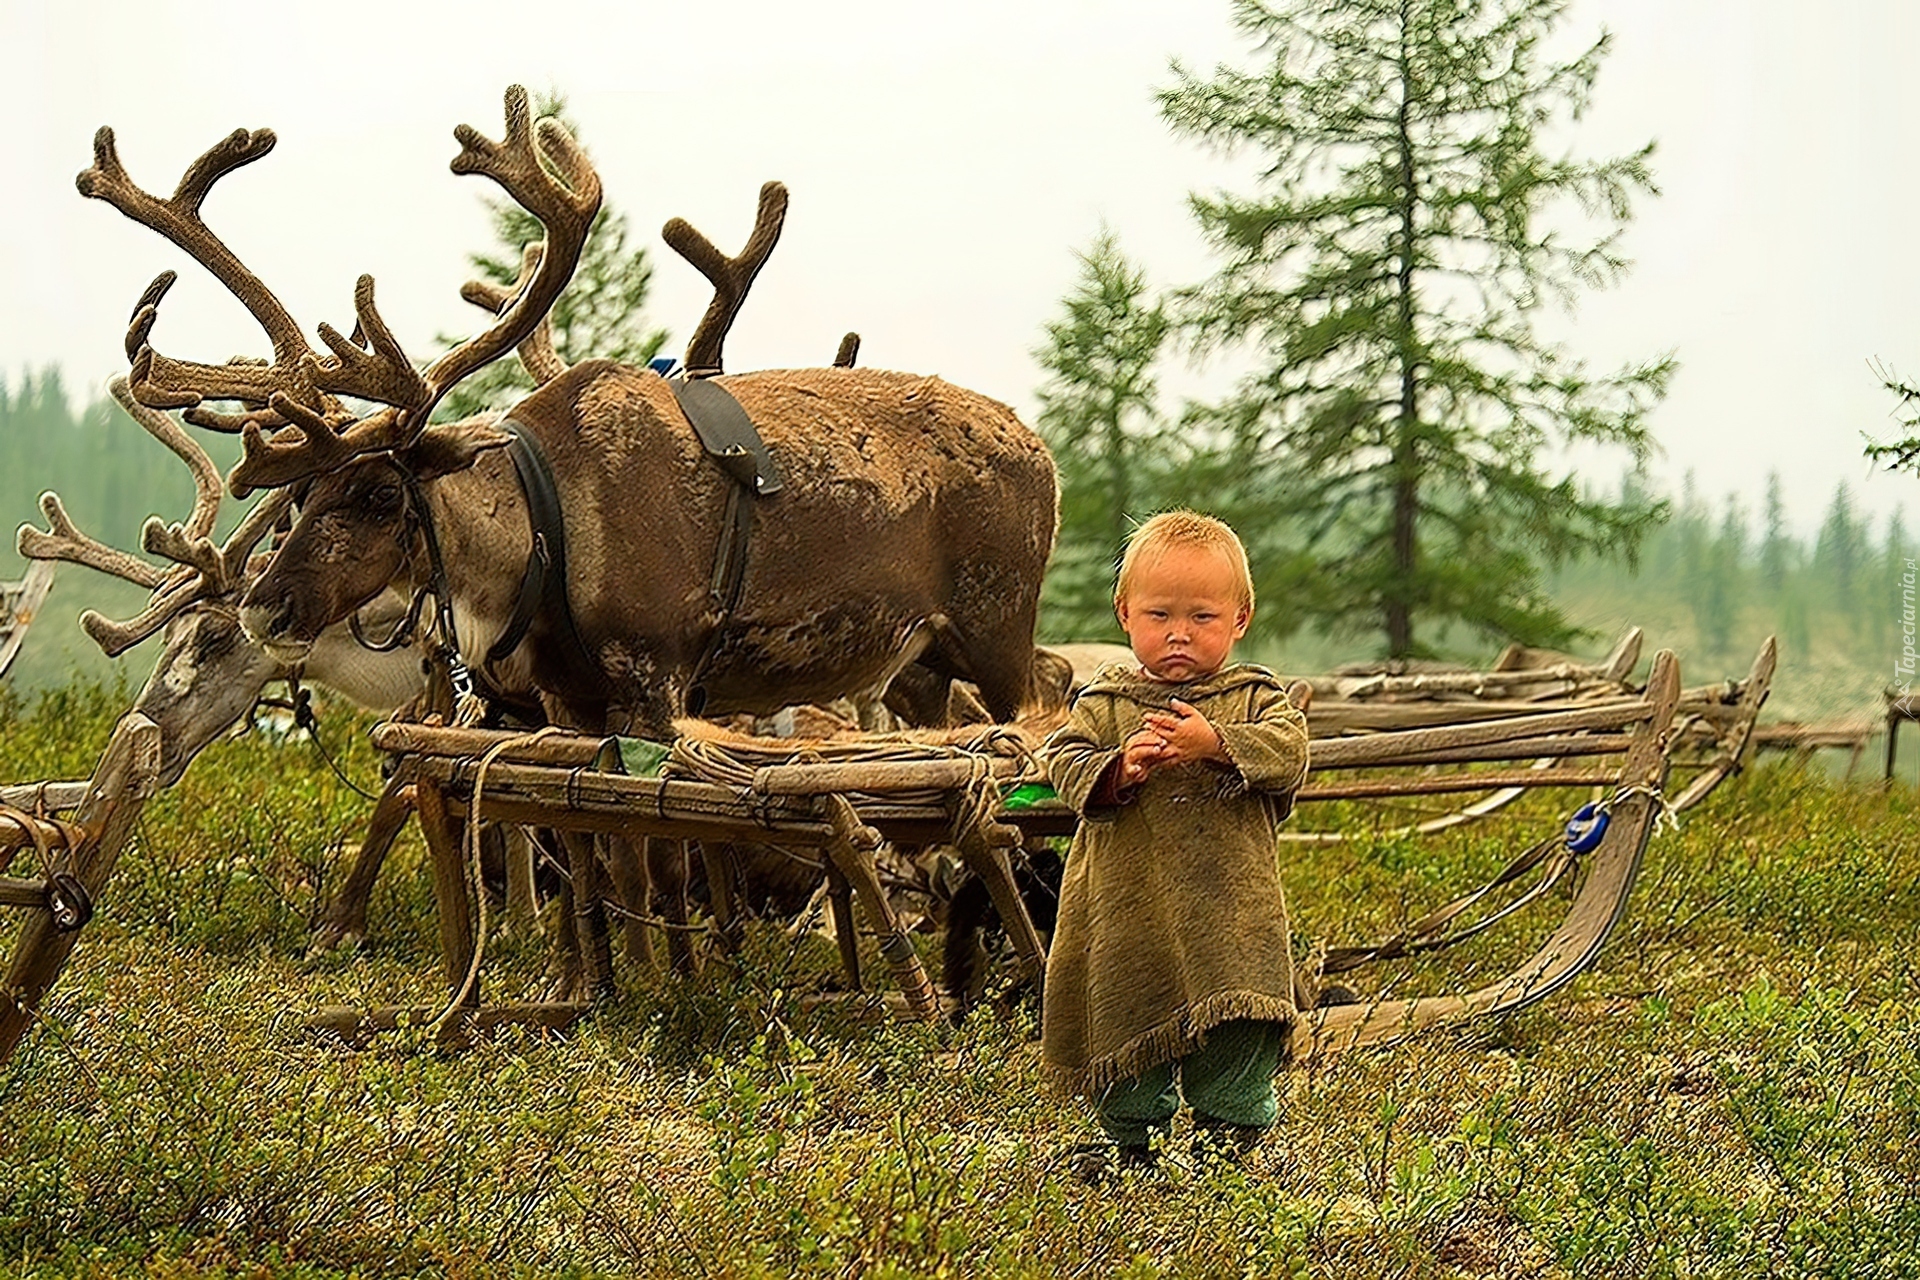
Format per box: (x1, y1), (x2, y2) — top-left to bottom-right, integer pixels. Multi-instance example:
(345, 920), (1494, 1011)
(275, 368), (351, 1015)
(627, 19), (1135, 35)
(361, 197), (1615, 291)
(1700, 493), (1745, 658)
(1159, 0), (1671, 657)
(1032, 232), (1173, 640)
(435, 92), (667, 422)
(1814, 481), (1865, 621)
(1760, 471), (1793, 591)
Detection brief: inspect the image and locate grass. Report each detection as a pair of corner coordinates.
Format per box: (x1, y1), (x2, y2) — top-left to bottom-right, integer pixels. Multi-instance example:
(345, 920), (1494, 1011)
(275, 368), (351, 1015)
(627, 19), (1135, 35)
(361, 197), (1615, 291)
(0, 679), (1917, 1278)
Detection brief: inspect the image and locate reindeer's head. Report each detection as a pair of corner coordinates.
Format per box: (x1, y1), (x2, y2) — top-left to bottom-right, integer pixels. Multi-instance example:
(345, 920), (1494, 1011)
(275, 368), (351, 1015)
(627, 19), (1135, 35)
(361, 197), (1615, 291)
(75, 87), (600, 660)
(19, 380), (308, 783)
(236, 426), (511, 661)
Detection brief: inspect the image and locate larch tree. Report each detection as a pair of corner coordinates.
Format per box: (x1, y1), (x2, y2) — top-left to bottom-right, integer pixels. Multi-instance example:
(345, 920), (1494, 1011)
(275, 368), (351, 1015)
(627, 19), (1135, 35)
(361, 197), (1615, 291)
(1159, 0), (1672, 658)
(435, 92), (668, 422)
(1032, 232), (1174, 640)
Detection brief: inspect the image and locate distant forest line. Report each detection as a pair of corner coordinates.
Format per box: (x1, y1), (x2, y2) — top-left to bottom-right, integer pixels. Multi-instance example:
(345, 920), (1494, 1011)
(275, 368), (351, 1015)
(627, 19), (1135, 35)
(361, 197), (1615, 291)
(0, 367), (1905, 722)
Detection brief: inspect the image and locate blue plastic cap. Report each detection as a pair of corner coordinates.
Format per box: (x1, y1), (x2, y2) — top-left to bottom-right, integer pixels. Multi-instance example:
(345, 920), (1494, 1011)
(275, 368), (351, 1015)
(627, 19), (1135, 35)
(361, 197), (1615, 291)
(1564, 801), (1611, 855)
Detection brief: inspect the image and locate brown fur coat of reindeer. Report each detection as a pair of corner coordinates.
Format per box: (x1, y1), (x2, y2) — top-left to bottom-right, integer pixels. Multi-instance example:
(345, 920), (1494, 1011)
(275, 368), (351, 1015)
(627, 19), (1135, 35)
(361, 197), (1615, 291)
(68, 86), (1055, 744)
(69, 86), (1058, 998)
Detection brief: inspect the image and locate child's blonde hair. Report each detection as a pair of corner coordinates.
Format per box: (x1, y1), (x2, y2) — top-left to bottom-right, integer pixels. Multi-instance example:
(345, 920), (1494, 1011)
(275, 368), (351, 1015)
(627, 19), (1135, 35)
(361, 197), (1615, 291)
(1114, 510), (1256, 611)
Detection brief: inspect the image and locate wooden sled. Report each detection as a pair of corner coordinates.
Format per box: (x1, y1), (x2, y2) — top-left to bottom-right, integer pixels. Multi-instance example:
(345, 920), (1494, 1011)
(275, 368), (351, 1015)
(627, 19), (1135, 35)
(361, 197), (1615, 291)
(0, 712), (162, 1067)
(1291, 650), (1682, 1056)
(306, 720), (1051, 1045)
(0, 561), (55, 683)
(1282, 633), (1774, 843)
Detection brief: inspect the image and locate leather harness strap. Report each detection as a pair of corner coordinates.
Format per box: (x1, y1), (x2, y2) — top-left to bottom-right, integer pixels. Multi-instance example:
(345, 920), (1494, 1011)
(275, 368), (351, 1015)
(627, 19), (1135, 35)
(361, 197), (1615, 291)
(478, 421), (603, 700)
(416, 387), (779, 718)
(669, 375), (784, 714)
(669, 376), (784, 498)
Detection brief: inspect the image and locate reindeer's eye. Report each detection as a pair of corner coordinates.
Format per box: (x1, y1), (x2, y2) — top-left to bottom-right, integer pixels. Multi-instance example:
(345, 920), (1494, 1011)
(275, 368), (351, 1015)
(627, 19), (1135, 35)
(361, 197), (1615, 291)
(364, 483), (405, 517)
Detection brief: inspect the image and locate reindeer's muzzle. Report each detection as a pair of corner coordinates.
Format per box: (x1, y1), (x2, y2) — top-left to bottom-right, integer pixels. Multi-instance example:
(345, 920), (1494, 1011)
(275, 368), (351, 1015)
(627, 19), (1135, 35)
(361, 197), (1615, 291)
(239, 599), (313, 663)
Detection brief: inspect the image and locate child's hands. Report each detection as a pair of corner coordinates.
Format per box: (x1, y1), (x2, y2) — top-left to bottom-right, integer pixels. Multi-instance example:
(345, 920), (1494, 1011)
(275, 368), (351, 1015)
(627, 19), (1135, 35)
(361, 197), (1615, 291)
(1116, 727), (1167, 788)
(1139, 699), (1228, 767)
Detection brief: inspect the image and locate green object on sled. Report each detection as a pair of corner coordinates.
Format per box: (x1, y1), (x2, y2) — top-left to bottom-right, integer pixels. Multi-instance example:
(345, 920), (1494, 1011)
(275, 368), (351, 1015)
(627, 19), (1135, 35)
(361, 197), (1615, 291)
(1000, 782), (1058, 810)
(617, 738), (672, 777)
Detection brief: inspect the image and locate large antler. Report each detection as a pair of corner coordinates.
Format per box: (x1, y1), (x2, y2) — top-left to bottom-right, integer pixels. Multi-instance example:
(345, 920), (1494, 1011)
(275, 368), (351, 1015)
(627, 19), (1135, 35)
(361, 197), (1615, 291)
(82, 87), (599, 497)
(77, 127), (338, 420)
(227, 86), (600, 494)
(16, 377), (292, 655)
(663, 181), (789, 377)
(461, 243), (568, 384)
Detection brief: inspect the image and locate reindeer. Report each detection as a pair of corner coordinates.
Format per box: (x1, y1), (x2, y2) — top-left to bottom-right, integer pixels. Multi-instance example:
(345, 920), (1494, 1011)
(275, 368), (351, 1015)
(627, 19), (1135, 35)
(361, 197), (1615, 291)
(74, 87), (1057, 999)
(16, 379), (425, 785)
(72, 87), (1055, 744)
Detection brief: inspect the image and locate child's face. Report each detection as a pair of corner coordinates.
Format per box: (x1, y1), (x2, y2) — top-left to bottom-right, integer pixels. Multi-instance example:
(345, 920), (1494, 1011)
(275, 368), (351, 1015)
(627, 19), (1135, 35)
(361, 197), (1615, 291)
(1115, 543), (1252, 682)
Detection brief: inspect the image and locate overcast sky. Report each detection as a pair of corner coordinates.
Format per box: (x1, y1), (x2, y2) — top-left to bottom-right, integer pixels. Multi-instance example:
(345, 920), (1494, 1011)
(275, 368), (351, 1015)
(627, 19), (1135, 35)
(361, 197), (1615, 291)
(3, 0), (1916, 539)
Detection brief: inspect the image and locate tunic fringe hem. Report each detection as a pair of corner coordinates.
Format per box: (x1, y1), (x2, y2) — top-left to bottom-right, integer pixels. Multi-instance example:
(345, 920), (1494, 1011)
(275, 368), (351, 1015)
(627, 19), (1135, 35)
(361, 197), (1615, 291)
(1045, 990), (1299, 1098)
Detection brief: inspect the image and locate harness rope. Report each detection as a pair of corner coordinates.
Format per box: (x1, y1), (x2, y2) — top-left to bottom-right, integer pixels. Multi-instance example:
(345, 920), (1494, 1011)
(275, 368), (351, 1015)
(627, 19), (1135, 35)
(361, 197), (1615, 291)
(1321, 778), (1680, 976)
(267, 679), (385, 803)
(664, 726), (1039, 849)
(431, 724), (571, 1034)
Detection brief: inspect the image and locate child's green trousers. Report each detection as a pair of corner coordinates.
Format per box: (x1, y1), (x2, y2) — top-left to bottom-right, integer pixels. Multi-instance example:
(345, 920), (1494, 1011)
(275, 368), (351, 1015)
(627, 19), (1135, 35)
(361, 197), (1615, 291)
(1094, 1018), (1287, 1148)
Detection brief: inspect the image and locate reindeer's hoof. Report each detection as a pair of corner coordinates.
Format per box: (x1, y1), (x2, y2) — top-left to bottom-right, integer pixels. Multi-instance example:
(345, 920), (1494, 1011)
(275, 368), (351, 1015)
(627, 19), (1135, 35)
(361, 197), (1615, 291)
(307, 922), (365, 956)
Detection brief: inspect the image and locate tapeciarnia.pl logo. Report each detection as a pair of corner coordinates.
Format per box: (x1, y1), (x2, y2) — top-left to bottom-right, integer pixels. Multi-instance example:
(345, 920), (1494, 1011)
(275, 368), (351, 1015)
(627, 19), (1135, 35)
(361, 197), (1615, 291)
(1897, 558), (1917, 718)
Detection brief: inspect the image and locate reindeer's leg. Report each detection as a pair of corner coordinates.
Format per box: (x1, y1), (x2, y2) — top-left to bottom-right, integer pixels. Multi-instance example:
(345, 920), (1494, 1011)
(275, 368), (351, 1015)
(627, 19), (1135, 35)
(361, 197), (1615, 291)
(311, 769), (414, 952)
(546, 879), (583, 1002)
(560, 830), (616, 1001)
(503, 826), (540, 932)
(882, 662), (953, 728)
(646, 838), (699, 976)
(522, 826), (581, 998)
(602, 833), (653, 967)
(885, 612), (1037, 728)
(952, 820), (1047, 995)
(940, 611), (1038, 725)
(698, 841), (740, 952)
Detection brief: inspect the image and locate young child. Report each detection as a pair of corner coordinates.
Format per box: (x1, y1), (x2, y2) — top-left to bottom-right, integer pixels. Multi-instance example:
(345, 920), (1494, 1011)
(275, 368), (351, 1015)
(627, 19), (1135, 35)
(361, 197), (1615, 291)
(1040, 510), (1310, 1179)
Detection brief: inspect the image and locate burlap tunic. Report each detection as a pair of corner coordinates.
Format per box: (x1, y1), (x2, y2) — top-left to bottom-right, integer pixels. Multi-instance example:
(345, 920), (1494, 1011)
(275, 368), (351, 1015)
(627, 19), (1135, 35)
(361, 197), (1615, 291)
(1039, 662), (1310, 1096)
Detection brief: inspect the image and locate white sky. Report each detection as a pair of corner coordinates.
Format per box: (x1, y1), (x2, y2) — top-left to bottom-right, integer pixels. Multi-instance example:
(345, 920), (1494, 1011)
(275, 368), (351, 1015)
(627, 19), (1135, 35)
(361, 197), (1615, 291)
(2, 0), (1916, 540)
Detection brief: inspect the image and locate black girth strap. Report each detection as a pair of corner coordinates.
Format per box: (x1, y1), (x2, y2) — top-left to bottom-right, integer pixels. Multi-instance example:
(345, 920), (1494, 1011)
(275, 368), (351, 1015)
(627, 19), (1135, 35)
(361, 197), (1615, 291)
(670, 376), (784, 498)
(483, 420), (600, 688)
(670, 375), (783, 713)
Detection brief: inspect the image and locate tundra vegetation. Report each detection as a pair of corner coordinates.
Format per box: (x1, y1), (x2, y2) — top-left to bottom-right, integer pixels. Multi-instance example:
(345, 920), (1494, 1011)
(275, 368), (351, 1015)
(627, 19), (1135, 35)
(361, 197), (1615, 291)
(0, 681), (1915, 1278)
(1, 0), (1914, 1274)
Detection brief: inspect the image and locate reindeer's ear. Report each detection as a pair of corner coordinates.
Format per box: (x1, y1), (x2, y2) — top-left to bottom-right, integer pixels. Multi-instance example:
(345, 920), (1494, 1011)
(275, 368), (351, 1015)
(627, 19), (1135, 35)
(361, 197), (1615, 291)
(403, 421), (514, 480)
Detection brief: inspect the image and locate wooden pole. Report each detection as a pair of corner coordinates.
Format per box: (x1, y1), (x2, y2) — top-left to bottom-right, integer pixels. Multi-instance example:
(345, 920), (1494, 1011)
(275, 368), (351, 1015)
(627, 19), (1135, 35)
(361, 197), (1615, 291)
(371, 722), (614, 768)
(0, 713), (161, 1067)
(819, 795), (938, 1020)
(561, 830), (616, 1001)
(413, 780), (479, 1011)
(950, 815), (1047, 989)
(824, 863), (861, 991)
(1299, 769), (1620, 801)
(1886, 692), (1904, 785)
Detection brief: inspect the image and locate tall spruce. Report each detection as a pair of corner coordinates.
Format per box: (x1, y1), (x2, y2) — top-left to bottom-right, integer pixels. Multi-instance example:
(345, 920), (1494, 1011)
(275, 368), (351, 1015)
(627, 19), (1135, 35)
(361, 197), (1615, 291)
(1760, 471), (1792, 590)
(1814, 481), (1866, 621)
(434, 93), (668, 422)
(1159, 0), (1671, 657)
(1032, 232), (1172, 640)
